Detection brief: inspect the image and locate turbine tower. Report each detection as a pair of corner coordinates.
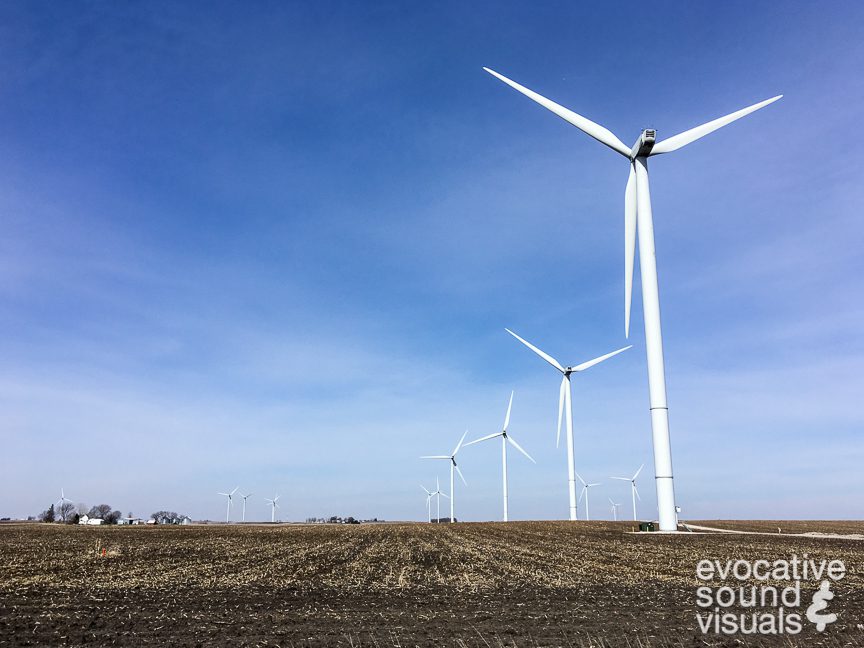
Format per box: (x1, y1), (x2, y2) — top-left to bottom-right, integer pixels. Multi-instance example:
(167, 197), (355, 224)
(421, 431), (468, 523)
(264, 495), (280, 523)
(239, 492), (253, 523)
(611, 464), (643, 521)
(505, 328), (629, 520)
(217, 487), (238, 523)
(575, 472), (600, 521)
(465, 391), (535, 521)
(609, 498), (622, 521)
(485, 67), (780, 531)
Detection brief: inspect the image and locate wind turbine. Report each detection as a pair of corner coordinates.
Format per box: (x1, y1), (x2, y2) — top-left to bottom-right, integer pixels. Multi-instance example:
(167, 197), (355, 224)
(264, 495), (280, 523)
(217, 487), (238, 523)
(430, 476), (448, 523)
(575, 472), (600, 521)
(609, 498), (622, 521)
(421, 431), (468, 523)
(464, 391), (535, 521)
(486, 67), (780, 531)
(420, 485), (433, 522)
(505, 328), (629, 520)
(611, 464), (644, 522)
(56, 489), (72, 522)
(239, 492), (253, 522)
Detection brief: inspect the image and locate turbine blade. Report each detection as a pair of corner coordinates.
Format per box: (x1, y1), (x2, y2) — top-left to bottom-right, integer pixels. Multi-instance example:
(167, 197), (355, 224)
(575, 472), (586, 487)
(588, 483), (601, 487)
(231, 487), (239, 495)
(633, 463), (644, 480)
(557, 375), (566, 448)
(608, 497), (616, 505)
(572, 345), (632, 372)
(502, 390), (514, 432)
(464, 432), (502, 447)
(217, 492), (229, 496)
(634, 485), (641, 501)
(505, 328), (565, 373)
(440, 492), (450, 499)
(484, 67), (631, 157)
(452, 429), (469, 456)
(624, 163), (637, 339)
(650, 95), (783, 155)
(610, 477), (630, 481)
(578, 487), (586, 504)
(506, 435), (536, 463)
(455, 464), (467, 486)
(420, 455), (450, 460)
(421, 485), (431, 495)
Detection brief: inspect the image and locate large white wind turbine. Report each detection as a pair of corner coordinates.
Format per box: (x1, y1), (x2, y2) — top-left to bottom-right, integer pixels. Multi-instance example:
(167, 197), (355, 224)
(217, 487), (238, 523)
(486, 68), (780, 531)
(609, 498), (622, 521)
(465, 391), (535, 522)
(575, 472), (600, 521)
(239, 492), (253, 523)
(264, 495), (280, 523)
(421, 431), (468, 523)
(611, 464), (643, 522)
(506, 328), (629, 521)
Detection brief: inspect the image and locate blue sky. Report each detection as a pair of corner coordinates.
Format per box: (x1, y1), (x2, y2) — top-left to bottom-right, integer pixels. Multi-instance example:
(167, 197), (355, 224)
(1, 2), (862, 522)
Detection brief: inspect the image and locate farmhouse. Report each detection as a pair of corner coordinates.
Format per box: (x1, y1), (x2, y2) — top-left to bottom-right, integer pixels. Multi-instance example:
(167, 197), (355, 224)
(77, 515), (104, 525)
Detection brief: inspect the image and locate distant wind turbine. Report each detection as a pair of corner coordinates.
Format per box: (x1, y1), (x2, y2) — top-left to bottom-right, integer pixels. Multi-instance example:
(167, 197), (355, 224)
(239, 492), (253, 522)
(611, 464), (644, 521)
(465, 391), (535, 521)
(420, 485), (433, 523)
(575, 473), (600, 521)
(609, 498), (622, 521)
(264, 495), (280, 523)
(56, 489), (72, 522)
(486, 67), (780, 531)
(431, 476), (448, 523)
(421, 431), (468, 523)
(505, 328), (630, 520)
(217, 487), (238, 523)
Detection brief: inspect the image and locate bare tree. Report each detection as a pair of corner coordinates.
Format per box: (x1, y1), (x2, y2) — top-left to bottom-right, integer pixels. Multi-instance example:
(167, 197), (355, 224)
(88, 504), (112, 521)
(59, 501), (75, 523)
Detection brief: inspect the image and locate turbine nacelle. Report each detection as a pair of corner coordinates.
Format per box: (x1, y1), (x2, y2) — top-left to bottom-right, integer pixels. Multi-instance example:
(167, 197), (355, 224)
(630, 129), (656, 159)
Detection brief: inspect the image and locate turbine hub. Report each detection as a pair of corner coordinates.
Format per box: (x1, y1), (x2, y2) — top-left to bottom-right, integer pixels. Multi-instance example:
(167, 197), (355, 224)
(630, 129), (656, 159)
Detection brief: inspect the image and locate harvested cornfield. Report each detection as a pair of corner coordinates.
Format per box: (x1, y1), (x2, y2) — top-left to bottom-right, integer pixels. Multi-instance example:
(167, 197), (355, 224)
(0, 521), (862, 646)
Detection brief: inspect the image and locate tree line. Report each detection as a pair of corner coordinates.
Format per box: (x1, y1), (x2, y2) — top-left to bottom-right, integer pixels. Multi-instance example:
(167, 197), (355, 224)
(37, 504), (190, 525)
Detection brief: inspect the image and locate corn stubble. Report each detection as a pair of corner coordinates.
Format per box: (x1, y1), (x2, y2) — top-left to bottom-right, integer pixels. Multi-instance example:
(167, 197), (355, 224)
(0, 521), (862, 647)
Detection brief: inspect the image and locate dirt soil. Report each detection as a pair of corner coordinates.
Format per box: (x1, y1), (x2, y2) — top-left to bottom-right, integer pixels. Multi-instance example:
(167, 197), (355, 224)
(1, 521), (862, 647)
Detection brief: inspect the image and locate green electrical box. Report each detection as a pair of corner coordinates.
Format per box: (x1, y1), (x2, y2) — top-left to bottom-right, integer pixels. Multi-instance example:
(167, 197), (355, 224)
(638, 522), (656, 532)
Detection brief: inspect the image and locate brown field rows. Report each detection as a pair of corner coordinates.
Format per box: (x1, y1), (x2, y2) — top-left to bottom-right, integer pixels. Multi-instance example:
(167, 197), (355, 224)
(0, 521), (862, 646)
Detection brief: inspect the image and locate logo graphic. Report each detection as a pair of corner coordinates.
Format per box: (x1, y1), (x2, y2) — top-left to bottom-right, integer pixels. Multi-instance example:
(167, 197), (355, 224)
(806, 580), (838, 632)
(694, 555), (846, 636)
